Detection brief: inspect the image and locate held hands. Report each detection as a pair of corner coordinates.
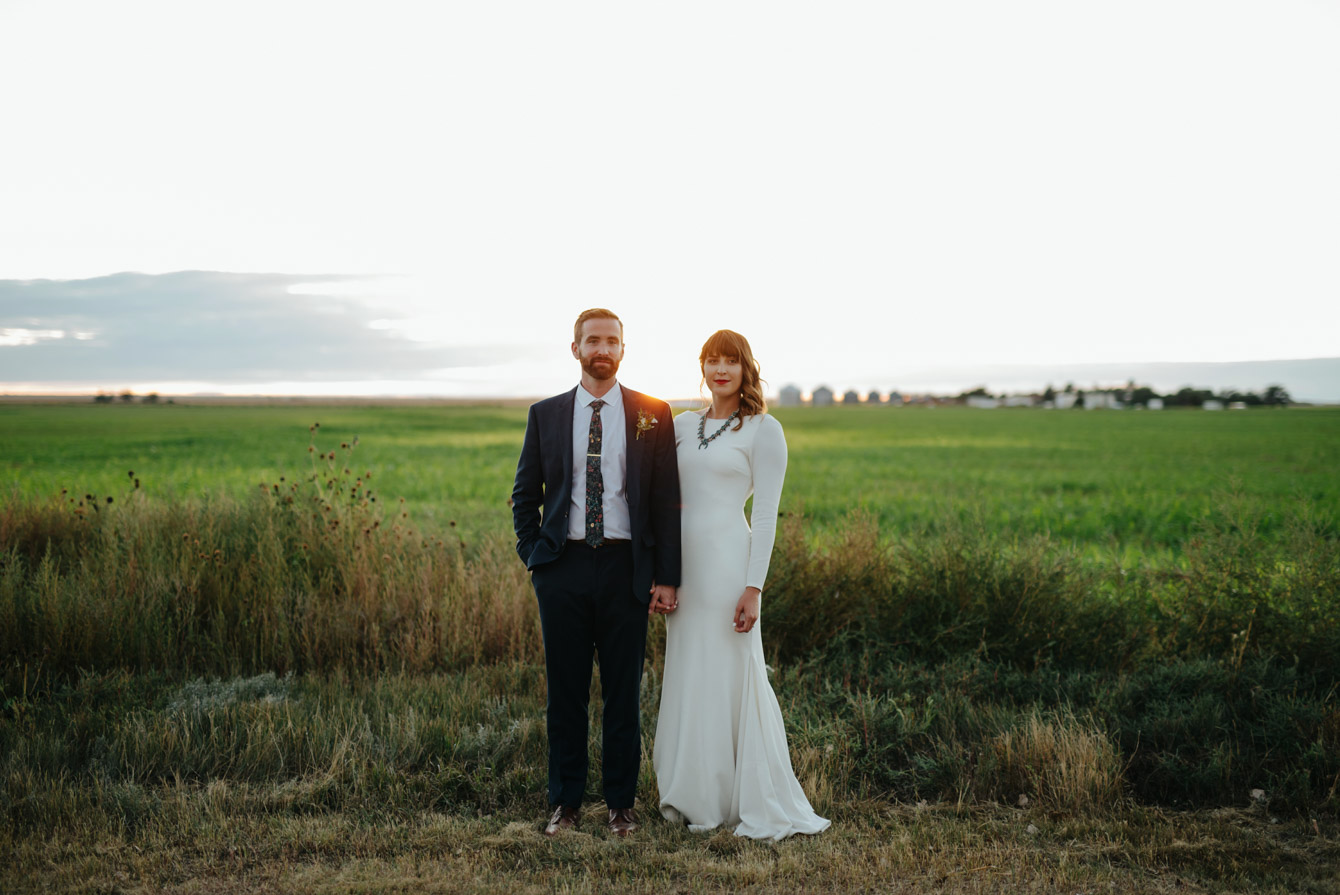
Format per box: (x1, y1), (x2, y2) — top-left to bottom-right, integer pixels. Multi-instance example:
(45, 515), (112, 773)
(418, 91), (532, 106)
(649, 583), (678, 616)
(733, 587), (761, 634)
(647, 584), (760, 627)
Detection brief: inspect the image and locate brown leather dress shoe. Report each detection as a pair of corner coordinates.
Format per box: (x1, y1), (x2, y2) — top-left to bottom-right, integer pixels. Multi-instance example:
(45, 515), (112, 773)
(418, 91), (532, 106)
(542, 805), (580, 837)
(607, 807), (639, 837)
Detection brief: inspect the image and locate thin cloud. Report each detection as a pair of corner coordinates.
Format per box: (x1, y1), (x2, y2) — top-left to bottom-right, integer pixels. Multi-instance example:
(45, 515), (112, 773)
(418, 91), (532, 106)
(0, 271), (502, 385)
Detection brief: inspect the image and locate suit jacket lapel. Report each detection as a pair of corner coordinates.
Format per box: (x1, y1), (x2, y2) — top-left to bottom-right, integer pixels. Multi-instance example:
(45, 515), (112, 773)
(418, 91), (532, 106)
(622, 386), (642, 503)
(557, 387), (576, 497)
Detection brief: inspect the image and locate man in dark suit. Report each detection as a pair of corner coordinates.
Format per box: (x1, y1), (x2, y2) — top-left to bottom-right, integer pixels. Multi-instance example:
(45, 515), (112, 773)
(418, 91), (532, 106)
(512, 308), (681, 838)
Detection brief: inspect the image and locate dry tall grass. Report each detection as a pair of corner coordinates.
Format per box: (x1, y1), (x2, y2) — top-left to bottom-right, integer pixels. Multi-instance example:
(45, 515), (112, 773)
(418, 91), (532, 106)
(990, 710), (1125, 813)
(0, 436), (542, 677)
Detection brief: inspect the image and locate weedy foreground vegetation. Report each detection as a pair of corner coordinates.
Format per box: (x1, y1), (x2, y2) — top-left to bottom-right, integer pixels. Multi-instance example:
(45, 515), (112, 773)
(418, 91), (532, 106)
(2, 403), (1338, 893)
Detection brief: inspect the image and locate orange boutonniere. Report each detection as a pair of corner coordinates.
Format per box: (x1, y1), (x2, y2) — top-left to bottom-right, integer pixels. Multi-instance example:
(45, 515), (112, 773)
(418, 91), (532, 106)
(635, 409), (658, 440)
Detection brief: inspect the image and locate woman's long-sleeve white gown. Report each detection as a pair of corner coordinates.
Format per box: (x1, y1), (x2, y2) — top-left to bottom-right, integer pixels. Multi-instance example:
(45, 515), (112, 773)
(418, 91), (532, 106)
(652, 410), (831, 840)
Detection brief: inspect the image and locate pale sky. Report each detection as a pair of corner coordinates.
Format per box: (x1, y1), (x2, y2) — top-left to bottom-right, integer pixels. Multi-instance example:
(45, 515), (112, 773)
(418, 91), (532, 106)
(2, 0), (1337, 399)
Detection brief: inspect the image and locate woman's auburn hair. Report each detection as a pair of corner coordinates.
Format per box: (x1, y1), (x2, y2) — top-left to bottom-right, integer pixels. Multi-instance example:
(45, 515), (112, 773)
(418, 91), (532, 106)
(700, 329), (767, 430)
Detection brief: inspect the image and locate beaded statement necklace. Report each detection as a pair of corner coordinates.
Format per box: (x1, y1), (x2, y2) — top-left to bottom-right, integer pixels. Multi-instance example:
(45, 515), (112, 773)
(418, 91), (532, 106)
(697, 409), (740, 450)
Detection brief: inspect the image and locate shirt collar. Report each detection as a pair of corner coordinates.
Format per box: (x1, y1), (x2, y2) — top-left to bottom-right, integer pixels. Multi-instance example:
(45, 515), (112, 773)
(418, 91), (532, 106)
(577, 381), (621, 408)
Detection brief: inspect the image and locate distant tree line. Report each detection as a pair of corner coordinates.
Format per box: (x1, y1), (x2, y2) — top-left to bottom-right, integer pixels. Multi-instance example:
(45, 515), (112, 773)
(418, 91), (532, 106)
(92, 390), (171, 405)
(956, 382), (1293, 407)
(1150, 384), (1292, 407)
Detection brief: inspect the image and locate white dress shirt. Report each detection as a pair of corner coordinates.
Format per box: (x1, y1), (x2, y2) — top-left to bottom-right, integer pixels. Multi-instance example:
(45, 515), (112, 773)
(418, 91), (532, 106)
(569, 382), (631, 541)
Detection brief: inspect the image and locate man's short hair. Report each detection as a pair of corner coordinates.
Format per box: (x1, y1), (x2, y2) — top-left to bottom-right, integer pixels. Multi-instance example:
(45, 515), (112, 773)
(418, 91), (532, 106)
(573, 308), (623, 344)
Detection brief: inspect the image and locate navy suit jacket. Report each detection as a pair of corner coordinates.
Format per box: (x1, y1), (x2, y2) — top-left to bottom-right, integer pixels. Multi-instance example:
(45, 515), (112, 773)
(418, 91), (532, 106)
(511, 385), (682, 603)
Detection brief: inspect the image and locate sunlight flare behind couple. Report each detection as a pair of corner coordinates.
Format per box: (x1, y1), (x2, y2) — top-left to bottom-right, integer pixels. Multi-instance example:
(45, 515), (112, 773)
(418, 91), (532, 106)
(510, 308), (830, 841)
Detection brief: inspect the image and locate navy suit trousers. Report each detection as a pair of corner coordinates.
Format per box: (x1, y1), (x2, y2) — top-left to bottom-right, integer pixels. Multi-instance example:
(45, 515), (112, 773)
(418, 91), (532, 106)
(531, 540), (647, 810)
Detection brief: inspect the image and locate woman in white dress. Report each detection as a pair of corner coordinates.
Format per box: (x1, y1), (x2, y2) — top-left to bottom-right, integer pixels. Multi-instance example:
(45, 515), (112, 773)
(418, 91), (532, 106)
(651, 329), (830, 840)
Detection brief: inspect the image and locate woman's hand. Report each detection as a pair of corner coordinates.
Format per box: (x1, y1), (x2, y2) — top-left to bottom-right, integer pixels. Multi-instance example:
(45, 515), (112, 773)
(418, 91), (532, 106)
(733, 587), (761, 633)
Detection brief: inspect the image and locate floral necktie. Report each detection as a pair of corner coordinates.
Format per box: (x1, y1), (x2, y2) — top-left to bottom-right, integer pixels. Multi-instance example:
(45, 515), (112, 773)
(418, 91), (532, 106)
(585, 399), (605, 546)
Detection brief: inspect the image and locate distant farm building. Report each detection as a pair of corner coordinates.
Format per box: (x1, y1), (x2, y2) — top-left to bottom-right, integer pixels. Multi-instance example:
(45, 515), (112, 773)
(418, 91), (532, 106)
(1052, 393), (1078, 410)
(778, 384), (802, 407)
(811, 386), (834, 407)
(842, 389), (862, 405)
(1147, 397), (1164, 410)
(1203, 400), (1224, 411)
(966, 396), (999, 409)
(1229, 401), (1248, 410)
(1083, 392), (1122, 410)
(867, 390), (884, 405)
(1004, 395), (1036, 408)
(887, 391), (903, 406)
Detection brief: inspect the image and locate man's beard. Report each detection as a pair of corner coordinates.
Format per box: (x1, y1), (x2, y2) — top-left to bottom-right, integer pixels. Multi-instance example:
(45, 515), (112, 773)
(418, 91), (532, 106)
(581, 355), (620, 381)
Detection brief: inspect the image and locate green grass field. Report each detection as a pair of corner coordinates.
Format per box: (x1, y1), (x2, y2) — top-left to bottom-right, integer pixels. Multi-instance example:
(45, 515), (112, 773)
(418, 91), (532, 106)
(3, 402), (1338, 893)
(5, 402), (1337, 561)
